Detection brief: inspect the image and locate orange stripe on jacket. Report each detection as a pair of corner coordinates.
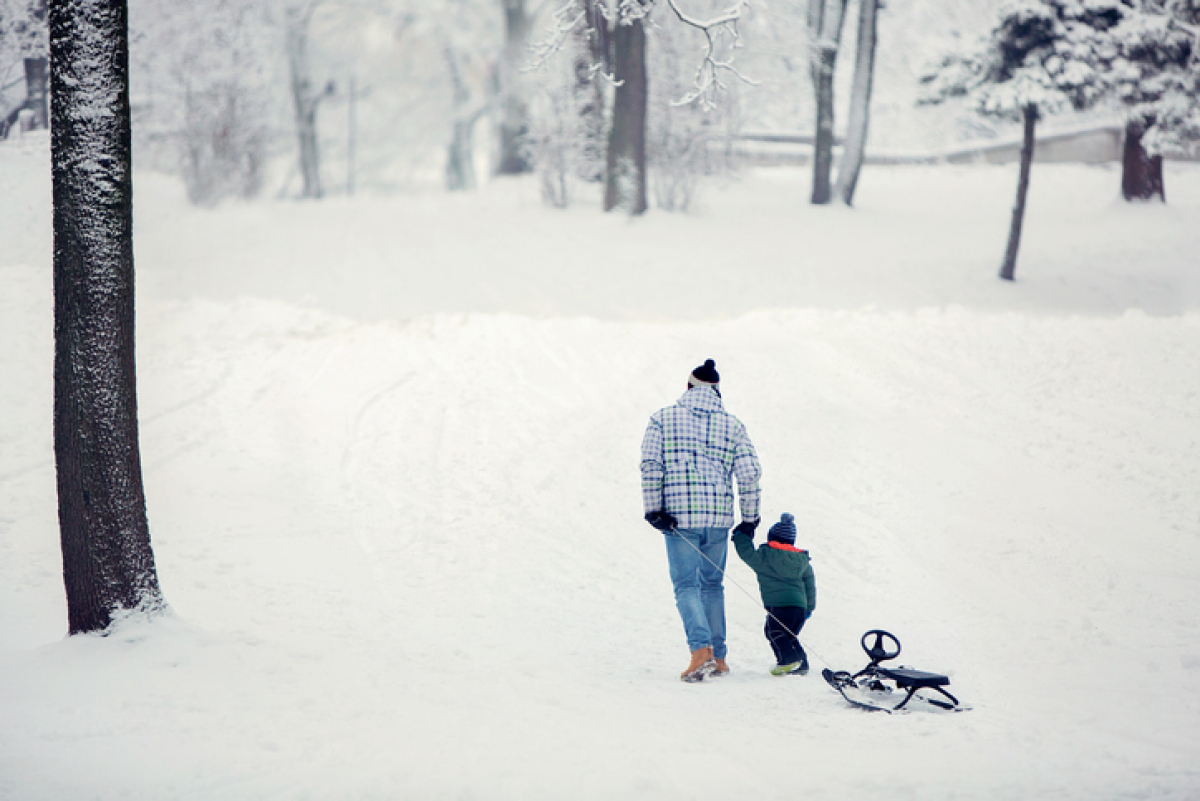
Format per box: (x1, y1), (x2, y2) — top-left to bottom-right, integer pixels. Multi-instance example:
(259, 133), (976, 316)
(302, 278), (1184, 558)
(768, 541), (807, 554)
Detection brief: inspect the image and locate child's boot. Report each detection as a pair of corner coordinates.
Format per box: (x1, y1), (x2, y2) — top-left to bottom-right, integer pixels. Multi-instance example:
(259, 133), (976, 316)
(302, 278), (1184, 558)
(770, 661), (804, 676)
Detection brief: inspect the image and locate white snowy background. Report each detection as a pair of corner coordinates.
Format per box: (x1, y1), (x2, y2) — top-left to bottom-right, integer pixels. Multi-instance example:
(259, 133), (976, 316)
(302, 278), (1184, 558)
(2, 0), (1200, 791)
(3, 131), (1199, 798)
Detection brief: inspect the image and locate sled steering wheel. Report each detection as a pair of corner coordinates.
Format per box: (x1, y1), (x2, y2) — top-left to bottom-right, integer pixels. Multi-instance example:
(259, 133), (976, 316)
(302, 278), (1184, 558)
(861, 629), (901, 664)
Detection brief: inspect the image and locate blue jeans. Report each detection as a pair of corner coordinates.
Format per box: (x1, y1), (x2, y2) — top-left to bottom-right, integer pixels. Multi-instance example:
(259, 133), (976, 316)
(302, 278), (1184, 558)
(664, 527), (728, 659)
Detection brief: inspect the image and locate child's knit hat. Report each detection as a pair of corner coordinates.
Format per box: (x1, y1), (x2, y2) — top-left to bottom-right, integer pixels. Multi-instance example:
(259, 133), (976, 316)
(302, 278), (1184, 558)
(768, 513), (797, 544)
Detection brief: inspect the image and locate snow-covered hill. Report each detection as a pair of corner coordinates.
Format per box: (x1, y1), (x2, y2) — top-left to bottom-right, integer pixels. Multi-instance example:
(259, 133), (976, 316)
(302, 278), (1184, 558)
(2, 135), (1199, 799)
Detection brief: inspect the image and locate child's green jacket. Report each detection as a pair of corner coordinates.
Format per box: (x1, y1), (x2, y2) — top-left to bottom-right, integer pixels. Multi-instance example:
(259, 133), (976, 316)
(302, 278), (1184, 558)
(732, 531), (816, 610)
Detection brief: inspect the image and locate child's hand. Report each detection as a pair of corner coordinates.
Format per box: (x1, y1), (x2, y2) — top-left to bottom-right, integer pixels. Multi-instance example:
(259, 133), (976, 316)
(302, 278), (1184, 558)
(733, 519), (759, 538)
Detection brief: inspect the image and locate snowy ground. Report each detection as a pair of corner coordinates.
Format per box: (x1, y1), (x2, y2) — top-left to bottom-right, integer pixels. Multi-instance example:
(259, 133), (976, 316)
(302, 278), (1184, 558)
(2, 132), (1199, 799)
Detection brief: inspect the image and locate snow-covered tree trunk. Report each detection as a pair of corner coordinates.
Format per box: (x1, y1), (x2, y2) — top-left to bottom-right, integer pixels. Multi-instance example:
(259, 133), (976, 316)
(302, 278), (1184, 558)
(1121, 118), (1165, 202)
(286, 3), (323, 199)
(833, 0), (877, 206)
(49, 0), (165, 634)
(1001, 104), (1038, 282)
(603, 13), (648, 215)
(808, 0), (848, 205)
(498, 0), (532, 175)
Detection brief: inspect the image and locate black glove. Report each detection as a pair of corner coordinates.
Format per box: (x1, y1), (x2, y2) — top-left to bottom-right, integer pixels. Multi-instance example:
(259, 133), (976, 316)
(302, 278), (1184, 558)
(732, 519), (759, 538)
(645, 511), (678, 531)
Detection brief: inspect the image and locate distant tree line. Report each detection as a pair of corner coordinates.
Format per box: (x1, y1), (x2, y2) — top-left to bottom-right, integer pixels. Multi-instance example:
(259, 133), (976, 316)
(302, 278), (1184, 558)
(12, 0), (1195, 221)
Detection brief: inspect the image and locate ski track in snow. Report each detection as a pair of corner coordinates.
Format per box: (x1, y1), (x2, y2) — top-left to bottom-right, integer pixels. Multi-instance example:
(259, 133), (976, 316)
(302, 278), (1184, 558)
(2, 136), (1199, 799)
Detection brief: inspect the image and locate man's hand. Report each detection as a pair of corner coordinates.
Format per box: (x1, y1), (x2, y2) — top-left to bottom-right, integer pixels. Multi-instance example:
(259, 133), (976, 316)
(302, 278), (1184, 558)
(645, 511), (678, 531)
(732, 519), (760, 538)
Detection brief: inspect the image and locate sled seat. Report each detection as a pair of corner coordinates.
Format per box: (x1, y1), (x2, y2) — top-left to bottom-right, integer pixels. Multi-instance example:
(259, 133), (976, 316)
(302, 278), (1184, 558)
(880, 667), (949, 688)
(878, 668), (960, 711)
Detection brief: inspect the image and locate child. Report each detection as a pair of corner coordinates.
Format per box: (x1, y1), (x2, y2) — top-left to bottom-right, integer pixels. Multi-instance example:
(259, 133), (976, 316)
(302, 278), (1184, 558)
(732, 512), (816, 675)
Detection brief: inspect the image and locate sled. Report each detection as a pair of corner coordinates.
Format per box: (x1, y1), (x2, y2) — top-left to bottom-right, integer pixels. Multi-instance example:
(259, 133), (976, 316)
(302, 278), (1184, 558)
(822, 630), (969, 713)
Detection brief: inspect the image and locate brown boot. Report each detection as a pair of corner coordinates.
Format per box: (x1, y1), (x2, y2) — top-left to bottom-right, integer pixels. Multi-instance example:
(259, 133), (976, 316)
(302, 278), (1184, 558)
(713, 658), (730, 676)
(681, 647), (717, 682)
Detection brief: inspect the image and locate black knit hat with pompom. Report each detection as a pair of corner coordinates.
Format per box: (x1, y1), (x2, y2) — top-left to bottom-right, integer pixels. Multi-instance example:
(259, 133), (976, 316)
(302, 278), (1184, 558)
(689, 359), (720, 387)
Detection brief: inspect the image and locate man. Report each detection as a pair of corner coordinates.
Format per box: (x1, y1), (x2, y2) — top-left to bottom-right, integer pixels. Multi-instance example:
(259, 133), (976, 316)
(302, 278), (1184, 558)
(640, 359), (762, 682)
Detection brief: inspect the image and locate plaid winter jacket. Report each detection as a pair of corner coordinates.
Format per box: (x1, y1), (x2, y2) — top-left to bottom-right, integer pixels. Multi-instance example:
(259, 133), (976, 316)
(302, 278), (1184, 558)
(640, 387), (762, 530)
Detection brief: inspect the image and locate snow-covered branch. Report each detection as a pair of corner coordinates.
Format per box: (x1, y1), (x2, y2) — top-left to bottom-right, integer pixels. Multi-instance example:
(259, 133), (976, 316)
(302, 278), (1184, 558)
(525, 0), (754, 107)
(662, 0), (757, 109)
(525, 1), (588, 73)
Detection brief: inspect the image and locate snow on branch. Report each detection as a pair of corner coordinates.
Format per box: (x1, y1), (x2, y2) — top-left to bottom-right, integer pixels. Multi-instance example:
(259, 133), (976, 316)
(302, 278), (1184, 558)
(525, 1), (590, 75)
(524, 0), (756, 107)
(662, 0), (757, 109)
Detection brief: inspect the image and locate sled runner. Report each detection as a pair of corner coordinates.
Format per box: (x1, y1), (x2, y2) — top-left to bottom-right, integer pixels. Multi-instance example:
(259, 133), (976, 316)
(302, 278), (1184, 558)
(822, 630), (969, 713)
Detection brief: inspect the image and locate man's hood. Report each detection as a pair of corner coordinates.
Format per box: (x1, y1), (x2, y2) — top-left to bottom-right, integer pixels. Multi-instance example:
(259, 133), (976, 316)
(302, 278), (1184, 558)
(677, 386), (724, 414)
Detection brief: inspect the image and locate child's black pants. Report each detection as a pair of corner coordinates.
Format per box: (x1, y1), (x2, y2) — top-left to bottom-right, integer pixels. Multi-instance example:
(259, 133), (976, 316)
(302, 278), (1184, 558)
(765, 606), (808, 666)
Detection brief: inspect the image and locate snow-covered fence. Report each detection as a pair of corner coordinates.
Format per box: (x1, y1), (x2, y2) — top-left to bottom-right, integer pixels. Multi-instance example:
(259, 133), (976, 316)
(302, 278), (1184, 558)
(729, 124), (1195, 167)
(938, 125), (1124, 166)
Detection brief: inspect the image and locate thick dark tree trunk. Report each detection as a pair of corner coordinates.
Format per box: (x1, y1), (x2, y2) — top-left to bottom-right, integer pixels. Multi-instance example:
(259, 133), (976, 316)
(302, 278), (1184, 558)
(1000, 104), (1038, 282)
(1121, 118), (1165, 202)
(498, 0), (532, 175)
(49, 0), (164, 634)
(603, 15), (648, 215)
(286, 4), (323, 199)
(834, 0), (878, 206)
(809, 0), (849, 205)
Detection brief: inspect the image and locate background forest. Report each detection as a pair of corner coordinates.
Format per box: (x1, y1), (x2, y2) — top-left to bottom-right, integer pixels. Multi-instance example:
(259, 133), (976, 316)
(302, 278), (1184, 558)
(0, 0), (1122, 202)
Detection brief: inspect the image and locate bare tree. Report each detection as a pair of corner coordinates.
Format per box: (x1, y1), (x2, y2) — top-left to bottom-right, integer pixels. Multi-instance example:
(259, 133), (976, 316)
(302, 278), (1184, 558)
(532, 0), (749, 215)
(498, 0), (533, 174)
(648, 13), (736, 212)
(603, 4), (649, 213)
(523, 5), (606, 207)
(807, 0), (848, 205)
(127, 0), (273, 205)
(444, 41), (492, 190)
(833, 0), (878, 206)
(286, 0), (330, 199)
(49, 0), (165, 634)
